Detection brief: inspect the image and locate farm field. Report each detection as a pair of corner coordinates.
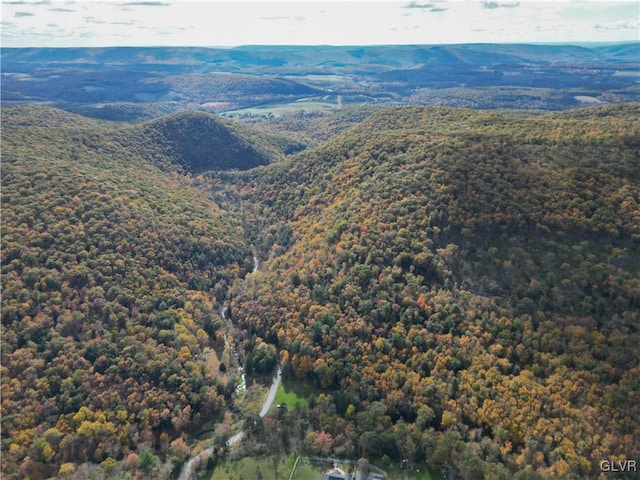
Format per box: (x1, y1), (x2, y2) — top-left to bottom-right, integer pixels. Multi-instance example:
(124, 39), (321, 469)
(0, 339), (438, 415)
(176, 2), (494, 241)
(223, 95), (343, 117)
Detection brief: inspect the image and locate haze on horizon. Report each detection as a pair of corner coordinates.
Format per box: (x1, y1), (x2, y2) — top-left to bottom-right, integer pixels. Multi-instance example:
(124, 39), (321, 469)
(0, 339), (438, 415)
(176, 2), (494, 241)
(1, 0), (638, 48)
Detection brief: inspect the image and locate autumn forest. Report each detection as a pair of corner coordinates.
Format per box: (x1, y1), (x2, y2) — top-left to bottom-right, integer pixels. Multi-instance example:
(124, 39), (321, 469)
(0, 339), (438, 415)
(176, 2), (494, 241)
(1, 100), (639, 480)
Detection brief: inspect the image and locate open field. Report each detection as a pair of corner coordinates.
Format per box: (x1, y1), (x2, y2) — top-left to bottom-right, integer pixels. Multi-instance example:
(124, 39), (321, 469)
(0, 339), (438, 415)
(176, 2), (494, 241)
(223, 96), (342, 117)
(271, 377), (320, 411)
(210, 455), (271, 480)
(382, 462), (443, 480)
(210, 455), (354, 480)
(289, 457), (356, 480)
(210, 454), (295, 480)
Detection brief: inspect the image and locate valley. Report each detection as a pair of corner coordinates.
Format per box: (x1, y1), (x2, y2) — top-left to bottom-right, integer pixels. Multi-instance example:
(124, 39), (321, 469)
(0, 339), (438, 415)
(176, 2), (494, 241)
(2, 44), (639, 121)
(1, 43), (639, 480)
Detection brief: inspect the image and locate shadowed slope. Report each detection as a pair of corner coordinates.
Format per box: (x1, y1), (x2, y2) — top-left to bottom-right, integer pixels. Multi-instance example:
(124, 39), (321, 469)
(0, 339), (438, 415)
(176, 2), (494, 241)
(138, 111), (280, 172)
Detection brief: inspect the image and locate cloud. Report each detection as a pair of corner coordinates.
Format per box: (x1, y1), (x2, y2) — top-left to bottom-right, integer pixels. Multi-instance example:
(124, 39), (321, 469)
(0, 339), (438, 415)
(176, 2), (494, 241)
(154, 26), (189, 36)
(3, 1), (49, 4)
(260, 15), (305, 22)
(404, 2), (447, 12)
(405, 2), (434, 8)
(482, 1), (520, 9)
(594, 20), (640, 31)
(14, 11), (34, 17)
(49, 7), (74, 12)
(122, 1), (169, 6)
(84, 16), (106, 24)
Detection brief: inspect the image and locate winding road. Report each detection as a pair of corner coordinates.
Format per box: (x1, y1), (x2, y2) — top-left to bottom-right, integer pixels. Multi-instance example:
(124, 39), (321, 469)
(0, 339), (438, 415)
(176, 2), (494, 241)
(178, 254), (280, 480)
(259, 366), (281, 418)
(228, 365), (281, 447)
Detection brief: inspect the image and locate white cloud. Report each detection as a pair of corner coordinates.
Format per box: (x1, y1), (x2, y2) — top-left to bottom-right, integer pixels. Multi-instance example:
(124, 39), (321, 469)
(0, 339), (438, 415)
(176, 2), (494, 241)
(482, 1), (520, 9)
(121, 1), (169, 6)
(3, 1), (50, 4)
(1, 0), (638, 47)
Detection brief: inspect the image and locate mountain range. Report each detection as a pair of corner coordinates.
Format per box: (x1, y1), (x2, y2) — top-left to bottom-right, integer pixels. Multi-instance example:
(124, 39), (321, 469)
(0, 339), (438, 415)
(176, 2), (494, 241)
(2, 43), (639, 118)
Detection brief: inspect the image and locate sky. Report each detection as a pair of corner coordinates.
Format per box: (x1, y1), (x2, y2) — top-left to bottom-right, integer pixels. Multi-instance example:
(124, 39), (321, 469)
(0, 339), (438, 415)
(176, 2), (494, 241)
(1, 0), (639, 47)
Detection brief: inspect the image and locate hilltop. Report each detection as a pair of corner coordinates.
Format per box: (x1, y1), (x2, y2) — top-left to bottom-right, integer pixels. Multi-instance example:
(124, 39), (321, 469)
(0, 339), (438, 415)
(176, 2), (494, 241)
(136, 111), (282, 172)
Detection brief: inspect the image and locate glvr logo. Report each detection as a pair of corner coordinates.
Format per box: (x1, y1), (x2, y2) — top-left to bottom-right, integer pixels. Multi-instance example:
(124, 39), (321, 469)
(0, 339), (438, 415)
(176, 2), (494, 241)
(599, 460), (637, 472)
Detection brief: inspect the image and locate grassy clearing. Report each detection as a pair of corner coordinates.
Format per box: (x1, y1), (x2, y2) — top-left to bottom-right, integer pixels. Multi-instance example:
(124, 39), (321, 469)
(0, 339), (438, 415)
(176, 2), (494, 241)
(289, 457), (355, 480)
(272, 377), (319, 411)
(382, 461), (444, 480)
(209, 456), (267, 480)
(211, 454), (443, 480)
(209, 455), (442, 480)
(210, 454), (294, 480)
(203, 346), (222, 373)
(224, 97), (340, 117)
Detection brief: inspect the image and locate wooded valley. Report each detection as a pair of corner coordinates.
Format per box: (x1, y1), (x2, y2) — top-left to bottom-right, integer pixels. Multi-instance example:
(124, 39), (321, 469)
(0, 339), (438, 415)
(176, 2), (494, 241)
(1, 103), (639, 479)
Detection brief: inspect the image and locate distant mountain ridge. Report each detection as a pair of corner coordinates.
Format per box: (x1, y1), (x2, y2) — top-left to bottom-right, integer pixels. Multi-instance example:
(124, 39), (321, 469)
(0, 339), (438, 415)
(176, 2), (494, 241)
(2, 43), (638, 117)
(3, 43), (639, 69)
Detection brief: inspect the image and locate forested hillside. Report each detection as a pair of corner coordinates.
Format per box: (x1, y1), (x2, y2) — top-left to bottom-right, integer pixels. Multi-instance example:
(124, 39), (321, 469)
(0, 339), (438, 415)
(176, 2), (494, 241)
(227, 105), (640, 478)
(0, 106), (262, 479)
(2, 104), (639, 480)
(137, 111), (282, 172)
